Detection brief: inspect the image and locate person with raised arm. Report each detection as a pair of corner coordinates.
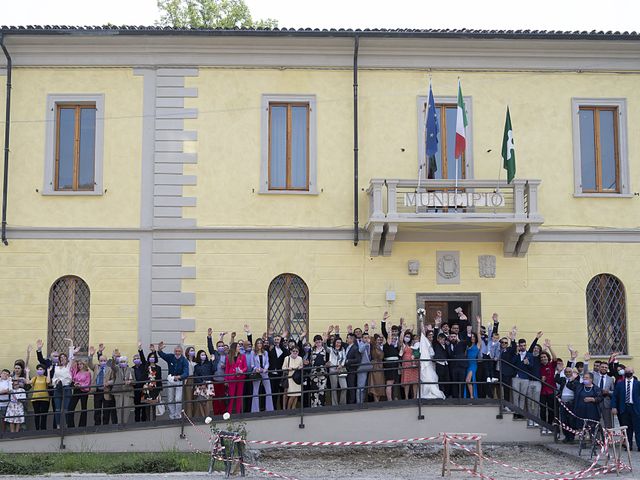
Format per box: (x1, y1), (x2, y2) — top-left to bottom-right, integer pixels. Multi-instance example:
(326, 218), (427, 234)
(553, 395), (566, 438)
(157, 341), (189, 420)
(418, 314), (446, 400)
(207, 328), (228, 415)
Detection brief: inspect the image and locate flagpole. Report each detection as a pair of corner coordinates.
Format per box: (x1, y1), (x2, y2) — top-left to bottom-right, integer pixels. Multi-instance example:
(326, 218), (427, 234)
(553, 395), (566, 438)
(417, 75), (432, 213)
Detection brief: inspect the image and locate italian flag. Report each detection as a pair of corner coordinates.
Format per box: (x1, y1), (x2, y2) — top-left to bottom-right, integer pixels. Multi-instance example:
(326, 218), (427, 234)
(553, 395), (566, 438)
(454, 80), (468, 159)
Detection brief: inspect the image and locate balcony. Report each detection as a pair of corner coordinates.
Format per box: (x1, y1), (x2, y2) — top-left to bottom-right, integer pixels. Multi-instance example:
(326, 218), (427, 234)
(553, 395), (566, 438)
(366, 178), (543, 257)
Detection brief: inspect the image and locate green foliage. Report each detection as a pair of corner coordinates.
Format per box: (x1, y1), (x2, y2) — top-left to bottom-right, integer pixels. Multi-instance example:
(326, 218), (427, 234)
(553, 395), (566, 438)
(0, 452), (211, 474)
(157, 0), (278, 29)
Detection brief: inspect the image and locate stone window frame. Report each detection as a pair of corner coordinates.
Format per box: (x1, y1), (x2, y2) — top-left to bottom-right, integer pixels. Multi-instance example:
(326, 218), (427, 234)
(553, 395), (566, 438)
(259, 94), (318, 195)
(43, 93), (105, 196)
(571, 98), (630, 197)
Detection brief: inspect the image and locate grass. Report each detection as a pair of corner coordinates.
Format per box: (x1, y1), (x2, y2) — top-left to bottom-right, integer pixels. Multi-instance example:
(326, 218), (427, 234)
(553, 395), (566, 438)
(0, 451), (218, 474)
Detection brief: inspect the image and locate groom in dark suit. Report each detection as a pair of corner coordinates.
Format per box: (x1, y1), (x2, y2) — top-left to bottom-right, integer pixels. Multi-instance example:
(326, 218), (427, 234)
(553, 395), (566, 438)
(611, 367), (640, 450)
(344, 333), (362, 404)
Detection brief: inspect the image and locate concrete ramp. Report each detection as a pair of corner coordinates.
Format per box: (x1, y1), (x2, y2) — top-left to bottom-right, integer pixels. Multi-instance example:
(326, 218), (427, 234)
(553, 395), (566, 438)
(0, 404), (549, 453)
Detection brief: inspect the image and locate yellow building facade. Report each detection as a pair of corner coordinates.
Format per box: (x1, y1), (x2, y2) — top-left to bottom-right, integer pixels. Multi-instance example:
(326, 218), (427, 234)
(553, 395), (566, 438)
(0, 27), (638, 367)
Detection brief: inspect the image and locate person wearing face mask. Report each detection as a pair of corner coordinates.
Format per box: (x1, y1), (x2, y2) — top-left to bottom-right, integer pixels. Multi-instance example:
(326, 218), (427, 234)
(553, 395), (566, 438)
(400, 329), (419, 401)
(207, 329), (228, 415)
(611, 367), (640, 451)
(180, 336), (197, 419)
(283, 347), (304, 410)
(157, 342), (190, 420)
(112, 355), (134, 424)
(251, 339), (274, 413)
(142, 363), (163, 421)
(67, 358), (92, 428)
(224, 342), (247, 414)
(88, 346), (116, 425)
(193, 350), (217, 418)
(327, 336), (347, 406)
(28, 364), (50, 430)
(567, 371), (602, 440)
(381, 320), (401, 402)
(242, 340), (256, 413)
(368, 330), (386, 403)
(132, 342), (150, 423)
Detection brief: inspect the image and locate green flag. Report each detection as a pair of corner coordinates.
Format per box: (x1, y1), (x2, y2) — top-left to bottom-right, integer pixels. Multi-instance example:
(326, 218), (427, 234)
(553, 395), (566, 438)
(502, 107), (516, 184)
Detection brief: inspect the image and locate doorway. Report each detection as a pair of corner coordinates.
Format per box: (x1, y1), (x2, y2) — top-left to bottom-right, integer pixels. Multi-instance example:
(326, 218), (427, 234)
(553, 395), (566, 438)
(417, 293), (481, 330)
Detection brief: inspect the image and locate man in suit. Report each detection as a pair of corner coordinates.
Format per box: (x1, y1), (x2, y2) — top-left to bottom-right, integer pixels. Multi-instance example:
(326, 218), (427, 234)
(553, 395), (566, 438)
(88, 347), (116, 425)
(344, 333), (362, 404)
(511, 338), (534, 418)
(447, 332), (468, 398)
(432, 333), (451, 397)
(611, 367), (640, 451)
(593, 362), (615, 428)
(267, 334), (289, 410)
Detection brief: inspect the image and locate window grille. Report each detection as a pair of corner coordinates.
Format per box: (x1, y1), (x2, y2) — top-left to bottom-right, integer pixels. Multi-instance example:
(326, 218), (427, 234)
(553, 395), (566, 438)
(268, 274), (309, 339)
(48, 276), (90, 356)
(586, 273), (627, 355)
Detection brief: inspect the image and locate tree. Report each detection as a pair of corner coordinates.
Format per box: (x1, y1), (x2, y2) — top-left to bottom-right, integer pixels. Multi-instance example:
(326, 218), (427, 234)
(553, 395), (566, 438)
(157, 0), (278, 29)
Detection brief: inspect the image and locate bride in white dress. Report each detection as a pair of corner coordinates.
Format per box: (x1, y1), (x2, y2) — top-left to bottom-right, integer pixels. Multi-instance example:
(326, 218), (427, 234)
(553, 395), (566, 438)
(419, 313), (446, 400)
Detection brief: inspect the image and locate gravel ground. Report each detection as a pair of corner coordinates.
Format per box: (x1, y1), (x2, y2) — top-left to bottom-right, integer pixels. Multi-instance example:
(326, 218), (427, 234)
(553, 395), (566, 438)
(4, 443), (637, 479)
(252, 443), (636, 479)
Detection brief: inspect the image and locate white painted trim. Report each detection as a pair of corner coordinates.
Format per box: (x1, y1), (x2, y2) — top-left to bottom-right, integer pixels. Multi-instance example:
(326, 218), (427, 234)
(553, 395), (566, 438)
(4, 36), (640, 71)
(417, 95), (474, 180)
(42, 94), (105, 196)
(6, 225), (640, 243)
(259, 94), (318, 195)
(571, 98), (630, 196)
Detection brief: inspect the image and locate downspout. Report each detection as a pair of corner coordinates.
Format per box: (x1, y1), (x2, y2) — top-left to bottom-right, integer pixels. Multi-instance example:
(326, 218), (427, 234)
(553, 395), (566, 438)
(0, 34), (11, 246)
(353, 34), (359, 246)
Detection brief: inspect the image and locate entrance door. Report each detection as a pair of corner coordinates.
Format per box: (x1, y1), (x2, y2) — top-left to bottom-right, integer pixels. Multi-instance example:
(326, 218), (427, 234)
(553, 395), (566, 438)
(418, 293), (481, 331)
(425, 301), (472, 327)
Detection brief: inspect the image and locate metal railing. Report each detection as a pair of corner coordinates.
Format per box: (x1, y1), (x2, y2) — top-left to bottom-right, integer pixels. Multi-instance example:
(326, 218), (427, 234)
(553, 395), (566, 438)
(367, 178), (542, 221)
(0, 357), (561, 446)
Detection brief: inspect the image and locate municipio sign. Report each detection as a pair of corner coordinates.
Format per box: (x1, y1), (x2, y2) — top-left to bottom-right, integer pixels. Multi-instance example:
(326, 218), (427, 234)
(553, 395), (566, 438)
(404, 191), (505, 208)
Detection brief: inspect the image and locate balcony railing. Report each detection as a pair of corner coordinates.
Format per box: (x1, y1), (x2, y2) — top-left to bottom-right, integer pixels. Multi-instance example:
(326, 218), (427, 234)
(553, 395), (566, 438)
(366, 178), (543, 257)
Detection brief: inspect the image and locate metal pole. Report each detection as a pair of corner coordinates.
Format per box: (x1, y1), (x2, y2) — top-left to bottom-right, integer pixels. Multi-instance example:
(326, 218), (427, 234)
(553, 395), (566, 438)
(0, 34), (12, 246)
(299, 367), (305, 429)
(496, 358), (504, 419)
(352, 35), (359, 246)
(59, 386), (66, 450)
(417, 359), (424, 420)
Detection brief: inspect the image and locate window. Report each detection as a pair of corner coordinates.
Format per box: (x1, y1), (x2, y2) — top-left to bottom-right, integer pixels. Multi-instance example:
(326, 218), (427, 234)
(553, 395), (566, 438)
(55, 104), (96, 191)
(44, 94), (104, 195)
(586, 273), (627, 355)
(572, 99), (629, 196)
(267, 274), (309, 338)
(48, 276), (90, 356)
(260, 95), (317, 194)
(417, 96), (473, 180)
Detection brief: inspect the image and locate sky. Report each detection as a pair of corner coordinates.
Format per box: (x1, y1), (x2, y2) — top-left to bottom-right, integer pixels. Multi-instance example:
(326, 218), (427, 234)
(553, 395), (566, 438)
(1, 0), (639, 31)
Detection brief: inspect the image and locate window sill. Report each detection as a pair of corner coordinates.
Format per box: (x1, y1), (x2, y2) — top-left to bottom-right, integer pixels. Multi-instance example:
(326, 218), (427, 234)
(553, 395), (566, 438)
(573, 193), (634, 198)
(589, 355), (632, 360)
(258, 188), (319, 196)
(41, 189), (104, 196)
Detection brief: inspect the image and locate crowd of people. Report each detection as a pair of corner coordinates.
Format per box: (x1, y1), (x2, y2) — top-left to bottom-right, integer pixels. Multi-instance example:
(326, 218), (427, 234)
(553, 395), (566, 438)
(0, 309), (638, 452)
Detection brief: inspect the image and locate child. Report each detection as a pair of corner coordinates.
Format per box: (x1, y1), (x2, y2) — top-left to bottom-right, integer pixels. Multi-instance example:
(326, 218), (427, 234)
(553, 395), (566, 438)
(5, 378), (26, 432)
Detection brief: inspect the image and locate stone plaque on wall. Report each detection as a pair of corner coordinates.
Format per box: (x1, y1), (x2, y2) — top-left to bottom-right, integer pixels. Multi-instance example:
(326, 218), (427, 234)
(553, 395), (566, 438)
(478, 255), (496, 278)
(436, 251), (460, 285)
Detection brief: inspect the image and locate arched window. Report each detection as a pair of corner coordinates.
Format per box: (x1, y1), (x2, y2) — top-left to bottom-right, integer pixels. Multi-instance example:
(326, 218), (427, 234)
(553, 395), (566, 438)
(48, 276), (90, 356)
(586, 274), (627, 355)
(268, 274), (309, 338)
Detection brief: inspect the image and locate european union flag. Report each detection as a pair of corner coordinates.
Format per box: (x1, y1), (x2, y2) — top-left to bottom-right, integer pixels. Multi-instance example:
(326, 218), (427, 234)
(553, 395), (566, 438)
(425, 82), (439, 177)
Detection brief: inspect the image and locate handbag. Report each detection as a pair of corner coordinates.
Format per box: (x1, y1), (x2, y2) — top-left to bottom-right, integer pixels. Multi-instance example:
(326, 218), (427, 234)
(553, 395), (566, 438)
(249, 370), (262, 381)
(292, 369), (302, 385)
(279, 358), (290, 389)
(155, 395), (166, 416)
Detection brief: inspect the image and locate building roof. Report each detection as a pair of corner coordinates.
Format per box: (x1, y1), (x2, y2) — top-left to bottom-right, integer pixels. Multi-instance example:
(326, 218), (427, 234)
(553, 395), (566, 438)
(0, 25), (639, 41)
